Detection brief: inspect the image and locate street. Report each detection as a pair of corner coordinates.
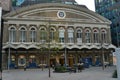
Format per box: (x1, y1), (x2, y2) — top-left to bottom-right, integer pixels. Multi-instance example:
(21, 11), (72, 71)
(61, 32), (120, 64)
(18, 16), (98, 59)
(2, 66), (117, 80)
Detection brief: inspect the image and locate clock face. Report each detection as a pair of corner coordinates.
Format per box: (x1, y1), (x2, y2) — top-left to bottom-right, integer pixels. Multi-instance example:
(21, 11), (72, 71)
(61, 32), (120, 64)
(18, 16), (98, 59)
(57, 11), (66, 19)
(59, 12), (65, 17)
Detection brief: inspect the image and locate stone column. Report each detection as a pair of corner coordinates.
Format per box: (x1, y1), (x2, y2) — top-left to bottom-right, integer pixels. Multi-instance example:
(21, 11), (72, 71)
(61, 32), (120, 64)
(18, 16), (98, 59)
(37, 25), (40, 42)
(26, 25), (29, 42)
(15, 50), (18, 67)
(92, 51), (96, 65)
(91, 27), (94, 43)
(16, 24), (19, 42)
(108, 27), (111, 43)
(36, 51), (39, 66)
(26, 50), (29, 66)
(108, 52), (113, 65)
(2, 50), (7, 70)
(82, 28), (85, 43)
(74, 27), (77, 44)
(3, 24), (9, 43)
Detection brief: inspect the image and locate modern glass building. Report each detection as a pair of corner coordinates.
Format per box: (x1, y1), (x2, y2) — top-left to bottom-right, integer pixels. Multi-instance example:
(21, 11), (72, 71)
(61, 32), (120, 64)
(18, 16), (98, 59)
(95, 0), (120, 47)
(12, 0), (77, 7)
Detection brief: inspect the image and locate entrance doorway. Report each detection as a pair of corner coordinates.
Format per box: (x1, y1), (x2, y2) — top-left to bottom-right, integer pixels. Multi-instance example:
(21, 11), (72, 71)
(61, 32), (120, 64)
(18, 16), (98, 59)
(68, 58), (74, 67)
(59, 58), (64, 66)
(28, 55), (36, 68)
(18, 55), (26, 67)
(50, 58), (56, 67)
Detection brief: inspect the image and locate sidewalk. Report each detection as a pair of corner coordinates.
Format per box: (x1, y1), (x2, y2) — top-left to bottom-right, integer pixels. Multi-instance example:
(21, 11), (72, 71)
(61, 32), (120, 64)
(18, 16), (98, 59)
(2, 66), (117, 80)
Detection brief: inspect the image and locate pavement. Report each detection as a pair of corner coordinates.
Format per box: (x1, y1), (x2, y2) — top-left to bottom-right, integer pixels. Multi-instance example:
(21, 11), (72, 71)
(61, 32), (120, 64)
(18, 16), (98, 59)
(2, 66), (117, 80)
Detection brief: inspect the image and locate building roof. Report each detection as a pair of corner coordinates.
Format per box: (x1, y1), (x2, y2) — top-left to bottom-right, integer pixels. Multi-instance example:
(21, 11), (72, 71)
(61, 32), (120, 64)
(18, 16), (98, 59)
(3, 3), (111, 24)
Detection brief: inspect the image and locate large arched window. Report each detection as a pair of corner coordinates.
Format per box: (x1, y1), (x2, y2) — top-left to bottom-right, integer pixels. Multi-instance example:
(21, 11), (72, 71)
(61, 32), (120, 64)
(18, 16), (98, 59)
(101, 29), (107, 43)
(30, 27), (36, 42)
(9, 26), (16, 42)
(59, 27), (65, 43)
(19, 27), (27, 42)
(50, 27), (56, 42)
(85, 29), (91, 43)
(93, 29), (99, 43)
(68, 28), (74, 43)
(76, 29), (82, 43)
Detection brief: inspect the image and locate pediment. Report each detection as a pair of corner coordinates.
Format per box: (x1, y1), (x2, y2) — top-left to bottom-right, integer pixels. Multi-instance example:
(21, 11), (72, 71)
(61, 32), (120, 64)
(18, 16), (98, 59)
(25, 11), (90, 19)
(3, 3), (111, 24)
(16, 10), (92, 21)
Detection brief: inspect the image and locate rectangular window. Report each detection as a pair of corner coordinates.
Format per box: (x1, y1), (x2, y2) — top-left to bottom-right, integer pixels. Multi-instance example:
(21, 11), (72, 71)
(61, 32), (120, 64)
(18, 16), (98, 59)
(77, 33), (82, 43)
(68, 32), (74, 43)
(85, 33), (91, 43)
(40, 31), (46, 43)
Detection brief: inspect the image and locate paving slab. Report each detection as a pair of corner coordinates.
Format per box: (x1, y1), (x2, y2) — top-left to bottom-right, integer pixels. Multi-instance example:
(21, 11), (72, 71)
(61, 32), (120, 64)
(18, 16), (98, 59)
(2, 66), (117, 80)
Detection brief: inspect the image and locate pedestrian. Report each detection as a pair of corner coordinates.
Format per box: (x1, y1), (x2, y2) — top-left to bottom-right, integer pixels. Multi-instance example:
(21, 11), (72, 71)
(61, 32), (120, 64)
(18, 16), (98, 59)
(24, 65), (26, 71)
(78, 62), (83, 72)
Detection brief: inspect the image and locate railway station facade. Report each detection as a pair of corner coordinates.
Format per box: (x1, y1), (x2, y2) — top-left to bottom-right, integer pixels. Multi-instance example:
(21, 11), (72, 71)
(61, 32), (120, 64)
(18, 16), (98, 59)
(2, 3), (115, 69)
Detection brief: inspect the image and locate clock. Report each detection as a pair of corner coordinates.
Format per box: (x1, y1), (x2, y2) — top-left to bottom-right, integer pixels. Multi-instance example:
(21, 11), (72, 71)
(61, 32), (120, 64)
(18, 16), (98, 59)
(57, 10), (66, 19)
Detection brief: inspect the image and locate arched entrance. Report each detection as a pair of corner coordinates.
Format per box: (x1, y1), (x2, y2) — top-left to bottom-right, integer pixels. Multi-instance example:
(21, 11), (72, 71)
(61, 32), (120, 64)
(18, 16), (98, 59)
(28, 55), (37, 68)
(18, 55), (26, 68)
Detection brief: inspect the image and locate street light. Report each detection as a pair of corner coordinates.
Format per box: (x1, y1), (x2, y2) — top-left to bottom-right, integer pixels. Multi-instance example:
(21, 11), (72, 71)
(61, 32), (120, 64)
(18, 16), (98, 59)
(39, 41), (46, 71)
(101, 45), (105, 70)
(64, 44), (67, 67)
(0, 8), (3, 80)
(101, 39), (105, 70)
(8, 42), (11, 70)
(48, 20), (51, 78)
(64, 27), (67, 67)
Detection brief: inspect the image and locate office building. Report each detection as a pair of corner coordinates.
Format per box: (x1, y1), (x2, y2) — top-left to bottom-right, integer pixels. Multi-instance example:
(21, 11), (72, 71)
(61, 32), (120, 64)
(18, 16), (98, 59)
(95, 0), (120, 47)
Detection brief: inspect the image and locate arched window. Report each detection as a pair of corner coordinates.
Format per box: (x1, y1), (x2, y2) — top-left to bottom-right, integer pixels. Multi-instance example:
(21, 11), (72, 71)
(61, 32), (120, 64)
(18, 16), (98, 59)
(19, 27), (26, 42)
(30, 27), (36, 42)
(101, 29), (107, 43)
(93, 29), (99, 43)
(85, 29), (91, 43)
(9, 26), (16, 42)
(18, 55), (26, 66)
(76, 29), (82, 43)
(50, 27), (56, 42)
(40, 27), (47, 43)
(59, 27), (65, 43)
(68, 28), (74, 43)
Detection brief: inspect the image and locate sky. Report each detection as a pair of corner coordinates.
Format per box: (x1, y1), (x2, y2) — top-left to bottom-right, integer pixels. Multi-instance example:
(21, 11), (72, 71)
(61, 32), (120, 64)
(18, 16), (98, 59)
(75, 0), (95, 11)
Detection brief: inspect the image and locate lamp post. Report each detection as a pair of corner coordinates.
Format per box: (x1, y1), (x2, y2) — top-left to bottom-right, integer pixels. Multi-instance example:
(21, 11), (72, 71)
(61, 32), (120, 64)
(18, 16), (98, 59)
(64, 27), (67, 67)
(48, 41), (50, 77)
(0, 7), (3, 80)
(40, 41), (45, 71)
(101, 46), (105, 70)
(8, 42), (11, 70)
(64, 45), (67, 67)
(48, 20), (51, 78)
(101, 39), (105, 70)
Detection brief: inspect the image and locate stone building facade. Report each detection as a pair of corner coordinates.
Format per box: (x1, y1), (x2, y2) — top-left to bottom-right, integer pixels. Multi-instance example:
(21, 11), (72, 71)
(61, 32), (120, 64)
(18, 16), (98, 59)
(2, 3), (115, 69)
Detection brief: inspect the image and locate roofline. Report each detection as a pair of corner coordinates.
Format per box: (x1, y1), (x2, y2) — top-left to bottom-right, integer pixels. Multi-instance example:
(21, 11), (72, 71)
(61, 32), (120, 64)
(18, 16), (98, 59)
(3, 3), (111, 24)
